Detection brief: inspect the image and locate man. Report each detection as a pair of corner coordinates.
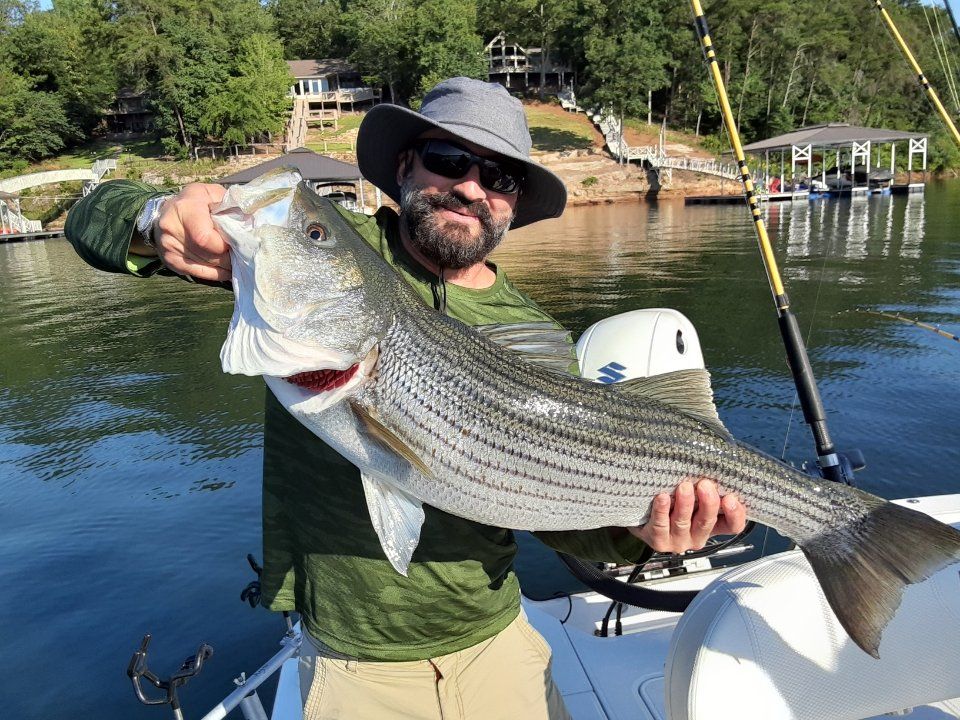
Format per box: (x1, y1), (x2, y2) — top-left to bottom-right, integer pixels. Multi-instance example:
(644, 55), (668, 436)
(66, 77), (745, 719)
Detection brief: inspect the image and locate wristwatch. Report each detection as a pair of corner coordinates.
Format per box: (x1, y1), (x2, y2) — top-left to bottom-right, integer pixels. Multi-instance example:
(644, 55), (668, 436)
(135, 194), (171, 248)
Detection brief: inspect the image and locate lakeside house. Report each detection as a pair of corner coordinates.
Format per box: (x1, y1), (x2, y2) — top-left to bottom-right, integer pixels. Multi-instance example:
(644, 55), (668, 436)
(103, 89), (154, 137)
(287, 59), (381, 128)
(485, 32), (571, 94)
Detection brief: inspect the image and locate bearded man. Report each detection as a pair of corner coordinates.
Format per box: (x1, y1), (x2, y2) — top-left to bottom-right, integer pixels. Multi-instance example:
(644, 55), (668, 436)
(65, 77), (744, 719)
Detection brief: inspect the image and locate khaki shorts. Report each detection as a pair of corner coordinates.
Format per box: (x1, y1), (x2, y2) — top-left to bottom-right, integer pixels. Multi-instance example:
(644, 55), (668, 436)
(298, 611), (572, 720)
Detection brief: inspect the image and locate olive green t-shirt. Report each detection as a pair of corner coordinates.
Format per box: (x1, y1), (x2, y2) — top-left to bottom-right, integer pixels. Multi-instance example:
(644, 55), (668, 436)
(65, 180), (650, 661)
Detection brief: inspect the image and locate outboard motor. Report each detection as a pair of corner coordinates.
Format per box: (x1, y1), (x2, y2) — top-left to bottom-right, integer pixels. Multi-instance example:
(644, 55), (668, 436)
(576, 308), (707, 382)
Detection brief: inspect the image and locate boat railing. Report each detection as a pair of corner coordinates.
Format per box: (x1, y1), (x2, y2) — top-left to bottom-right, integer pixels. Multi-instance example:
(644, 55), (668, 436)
(198, 628), (301, 720)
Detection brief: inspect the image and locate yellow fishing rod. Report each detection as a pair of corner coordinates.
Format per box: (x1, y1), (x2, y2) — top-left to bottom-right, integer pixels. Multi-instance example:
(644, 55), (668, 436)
(872, 0), (960, 148)
(689, 0), (855, 483)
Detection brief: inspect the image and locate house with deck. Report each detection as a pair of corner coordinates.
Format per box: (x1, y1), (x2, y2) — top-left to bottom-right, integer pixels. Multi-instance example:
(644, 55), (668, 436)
(485, 32), (571, 94)
(286, 59), (381, 129)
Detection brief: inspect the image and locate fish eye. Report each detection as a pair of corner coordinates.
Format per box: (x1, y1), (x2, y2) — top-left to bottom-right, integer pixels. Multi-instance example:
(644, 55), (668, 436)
(306, 224), (327, 242)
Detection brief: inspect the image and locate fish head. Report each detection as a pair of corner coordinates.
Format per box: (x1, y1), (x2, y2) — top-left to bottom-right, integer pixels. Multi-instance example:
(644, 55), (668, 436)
(214, 167), (393, 411)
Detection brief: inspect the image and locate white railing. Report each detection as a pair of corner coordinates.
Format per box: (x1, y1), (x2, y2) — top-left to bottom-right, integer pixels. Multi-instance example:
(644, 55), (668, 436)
(0, 202), (42, 234)
(582, 107), (739, 180)
(92, 159), (117, 181)
(659, 156), (739, 179)
(288, 88), (379, 104)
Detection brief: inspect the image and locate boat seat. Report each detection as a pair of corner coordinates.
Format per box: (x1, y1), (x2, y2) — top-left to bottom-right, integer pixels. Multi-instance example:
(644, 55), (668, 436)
(665, 517), (960, 720)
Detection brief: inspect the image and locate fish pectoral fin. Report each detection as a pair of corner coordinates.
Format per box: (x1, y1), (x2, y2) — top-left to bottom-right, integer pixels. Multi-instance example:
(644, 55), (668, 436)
(614, 368), (731, 439)
(349, 401), (434, 477)
(361, 473), (425, 576)
(476, 322), (575, 373)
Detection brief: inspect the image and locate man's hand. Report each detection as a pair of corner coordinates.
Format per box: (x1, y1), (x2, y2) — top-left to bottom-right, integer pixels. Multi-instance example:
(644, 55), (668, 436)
(145, 183), (231, 283)
(628, 480), (746, 554)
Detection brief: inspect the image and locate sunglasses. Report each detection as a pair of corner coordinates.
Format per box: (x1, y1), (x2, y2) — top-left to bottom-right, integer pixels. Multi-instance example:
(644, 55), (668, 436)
(412, 139), (525, 195)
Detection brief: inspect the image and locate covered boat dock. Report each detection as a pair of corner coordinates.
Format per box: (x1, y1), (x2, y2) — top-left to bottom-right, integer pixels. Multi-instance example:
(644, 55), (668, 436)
(219, 147), (380, 213)
(740, 123), (928, 201)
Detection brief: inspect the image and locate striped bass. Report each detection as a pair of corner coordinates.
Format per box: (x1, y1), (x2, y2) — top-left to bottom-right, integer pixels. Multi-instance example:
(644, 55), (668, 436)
(213, 169), (960, 659)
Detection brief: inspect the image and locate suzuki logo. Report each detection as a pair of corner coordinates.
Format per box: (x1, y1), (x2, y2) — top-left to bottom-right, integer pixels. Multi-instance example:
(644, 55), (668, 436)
(596, 361), (627, 384)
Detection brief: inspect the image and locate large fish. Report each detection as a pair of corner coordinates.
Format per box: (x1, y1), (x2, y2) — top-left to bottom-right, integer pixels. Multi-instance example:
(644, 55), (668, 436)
(213, 169), (960, 658)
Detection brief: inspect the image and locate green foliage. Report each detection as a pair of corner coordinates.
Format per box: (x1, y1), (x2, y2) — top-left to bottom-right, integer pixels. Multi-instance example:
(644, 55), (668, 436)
(0, 69), (76, 168)
(2, 0), (960, 170)
(201, 34), (293, 145)
(341, 0), (413, 103)
(927, 129), (960, 173)
(581, 175), (598, 186)
(578, 0), (669, 121)
(268, 0), (343, 60)
(341, 0), (486, 105)
(409, 0), (486, 101)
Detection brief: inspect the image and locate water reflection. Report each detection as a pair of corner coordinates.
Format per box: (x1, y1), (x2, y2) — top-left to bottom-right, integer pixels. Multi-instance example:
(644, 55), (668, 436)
(902, 194), (925, 260)
(1, 182), (958, 720)
(760, 193), (929, 289)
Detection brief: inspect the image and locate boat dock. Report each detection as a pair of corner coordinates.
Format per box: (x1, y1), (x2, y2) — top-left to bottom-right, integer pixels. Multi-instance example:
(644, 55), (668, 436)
(687, 124), (929, 206)
(686, 183), (925, 205)
(0, 229), (65, 244)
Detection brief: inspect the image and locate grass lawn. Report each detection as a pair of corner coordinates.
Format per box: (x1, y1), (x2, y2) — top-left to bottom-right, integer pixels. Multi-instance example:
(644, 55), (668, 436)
(623, 117), (712, 153)
(3, 137), (170, 180)
(305, 112), (364, 154)
(524, 103), (599, 152)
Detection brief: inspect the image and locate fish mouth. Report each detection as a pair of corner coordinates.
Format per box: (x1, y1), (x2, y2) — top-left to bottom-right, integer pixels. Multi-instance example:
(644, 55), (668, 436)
(284, 364), (359, 393)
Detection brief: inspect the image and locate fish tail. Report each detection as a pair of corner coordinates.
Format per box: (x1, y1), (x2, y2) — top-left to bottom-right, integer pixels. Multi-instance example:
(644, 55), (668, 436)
(799, 493), (960, 658)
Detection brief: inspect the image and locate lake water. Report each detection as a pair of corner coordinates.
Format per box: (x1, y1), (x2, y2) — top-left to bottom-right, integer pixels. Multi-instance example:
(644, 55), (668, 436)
(2, 183), (959, 718)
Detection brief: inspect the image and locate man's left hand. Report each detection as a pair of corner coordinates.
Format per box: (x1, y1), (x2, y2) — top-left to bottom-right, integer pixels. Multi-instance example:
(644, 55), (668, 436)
(628, 480), (746, 554)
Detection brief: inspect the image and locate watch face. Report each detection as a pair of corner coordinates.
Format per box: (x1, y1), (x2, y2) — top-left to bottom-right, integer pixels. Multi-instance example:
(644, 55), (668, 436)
(137, 196), (167, 243)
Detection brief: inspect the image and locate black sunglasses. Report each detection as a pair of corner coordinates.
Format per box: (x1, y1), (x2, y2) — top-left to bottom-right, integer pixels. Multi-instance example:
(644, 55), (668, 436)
(412, 139), (525, 195)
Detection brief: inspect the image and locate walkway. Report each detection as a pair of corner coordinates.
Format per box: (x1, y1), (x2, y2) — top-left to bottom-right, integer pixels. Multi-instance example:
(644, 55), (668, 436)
(0, 159), (116, 235)
(558, 90), (739, 181)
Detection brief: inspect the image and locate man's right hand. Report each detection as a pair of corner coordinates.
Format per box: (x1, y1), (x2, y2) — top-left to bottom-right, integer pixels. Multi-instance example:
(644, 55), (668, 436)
(142, 183), (231, 283)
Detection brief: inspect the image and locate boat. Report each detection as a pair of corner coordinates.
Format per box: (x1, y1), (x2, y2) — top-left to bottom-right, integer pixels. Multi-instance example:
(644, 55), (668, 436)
(127, 308), (960, 720)
(125, 3), (960, 716)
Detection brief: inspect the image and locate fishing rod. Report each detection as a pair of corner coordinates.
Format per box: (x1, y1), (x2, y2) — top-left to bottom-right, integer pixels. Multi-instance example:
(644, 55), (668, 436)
(871, 0), (960, 148)
(688, 0), (856, 484)
(851, 308), (960, 344)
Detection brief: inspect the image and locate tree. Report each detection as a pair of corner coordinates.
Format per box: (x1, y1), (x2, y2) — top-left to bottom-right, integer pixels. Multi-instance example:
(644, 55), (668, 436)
(579, 0), (669, 158)
(268, 0), (343, 60)
(341, 0), (414, 104)
(0, 0), (34, 33)
(0, 69), (75, 167)
(409, 0), (486, 101)
(112, 0), (279, 153)
(202, 33), (292, 145)
(2, 2), (115, 136)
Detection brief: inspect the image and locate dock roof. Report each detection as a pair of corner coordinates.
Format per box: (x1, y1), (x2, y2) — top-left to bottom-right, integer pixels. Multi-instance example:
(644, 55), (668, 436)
(219, 147), (362, 186)
(741, 123), (926, 153)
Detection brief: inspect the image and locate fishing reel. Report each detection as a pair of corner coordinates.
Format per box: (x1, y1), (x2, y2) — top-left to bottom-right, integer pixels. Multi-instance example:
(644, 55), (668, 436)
(805, 448), (866, 486)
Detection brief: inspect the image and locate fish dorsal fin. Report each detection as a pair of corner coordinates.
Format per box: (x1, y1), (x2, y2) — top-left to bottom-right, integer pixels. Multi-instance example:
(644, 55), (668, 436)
(350, 401), (433, 478)
(360, 473), (425, 576)
(616, 368), (730, 438)
(476, 322), (574, 373)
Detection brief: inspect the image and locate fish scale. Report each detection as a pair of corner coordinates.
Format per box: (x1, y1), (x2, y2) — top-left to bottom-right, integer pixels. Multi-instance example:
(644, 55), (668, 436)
(215, 170), (960, 659)
(358, 298), (839, 537)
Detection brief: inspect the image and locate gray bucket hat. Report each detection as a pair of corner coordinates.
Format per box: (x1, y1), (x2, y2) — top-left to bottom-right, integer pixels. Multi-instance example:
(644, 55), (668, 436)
(356, 77), (567, 229)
